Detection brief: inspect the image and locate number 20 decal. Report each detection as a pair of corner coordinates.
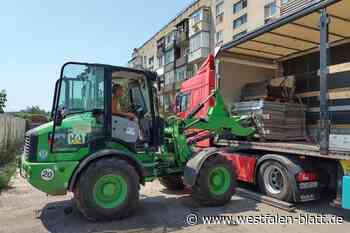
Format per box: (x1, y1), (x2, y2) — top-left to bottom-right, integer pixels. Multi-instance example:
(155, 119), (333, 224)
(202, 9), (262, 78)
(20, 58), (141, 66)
(41, 169), (55, 181)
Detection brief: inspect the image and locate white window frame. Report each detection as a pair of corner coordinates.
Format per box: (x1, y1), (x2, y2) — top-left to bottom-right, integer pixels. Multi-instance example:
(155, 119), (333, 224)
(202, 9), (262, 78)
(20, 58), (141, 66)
(216, 2), (224, 17)
(216, 30), (223, 43)
(233, 0), (247, 14)
(190, 32), (210, 53)
(233, 14), (247, 29)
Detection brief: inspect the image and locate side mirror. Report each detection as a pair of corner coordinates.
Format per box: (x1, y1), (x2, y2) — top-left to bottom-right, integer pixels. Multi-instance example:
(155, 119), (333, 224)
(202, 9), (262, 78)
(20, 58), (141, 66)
(54, 108), (64, 126)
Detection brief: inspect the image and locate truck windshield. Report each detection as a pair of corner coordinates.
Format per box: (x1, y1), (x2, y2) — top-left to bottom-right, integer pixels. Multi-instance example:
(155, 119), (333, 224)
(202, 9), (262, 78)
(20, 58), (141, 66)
(57, 64), (105, 115)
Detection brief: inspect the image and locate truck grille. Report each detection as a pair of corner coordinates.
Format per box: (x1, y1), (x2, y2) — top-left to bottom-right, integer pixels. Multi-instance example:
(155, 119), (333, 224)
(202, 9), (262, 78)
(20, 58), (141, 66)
(23, 134), (37, 162)
(23, 136), (31, 156)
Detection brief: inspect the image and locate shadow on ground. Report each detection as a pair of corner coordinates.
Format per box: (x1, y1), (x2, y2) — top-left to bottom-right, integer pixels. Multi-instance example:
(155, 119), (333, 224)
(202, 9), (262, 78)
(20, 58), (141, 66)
(39, 190), (258, 233)
(295, 198), (350, 222)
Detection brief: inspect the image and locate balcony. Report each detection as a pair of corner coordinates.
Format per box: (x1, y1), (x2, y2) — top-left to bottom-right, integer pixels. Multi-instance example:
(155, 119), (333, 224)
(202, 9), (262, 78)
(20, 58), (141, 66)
(175, 55), (187, 68)
(176, 31), (189, 46)
(128, 56), (143, 69)
(188, 48), (209, 63)
(164, 62), (175, 73)
(189, 8), (211, 37)
(189, 21), (210, 37)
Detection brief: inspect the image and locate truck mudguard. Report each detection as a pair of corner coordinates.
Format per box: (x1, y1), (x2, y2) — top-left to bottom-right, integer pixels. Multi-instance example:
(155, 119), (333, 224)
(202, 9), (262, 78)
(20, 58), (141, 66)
(68, 149), (146, 191)
(183, 147), (220, 187)
(256, 154), (304, 202)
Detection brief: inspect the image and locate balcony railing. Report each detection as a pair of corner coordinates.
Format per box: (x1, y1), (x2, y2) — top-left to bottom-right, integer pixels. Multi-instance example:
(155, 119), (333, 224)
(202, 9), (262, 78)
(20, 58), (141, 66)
(188, 47), (210, 63)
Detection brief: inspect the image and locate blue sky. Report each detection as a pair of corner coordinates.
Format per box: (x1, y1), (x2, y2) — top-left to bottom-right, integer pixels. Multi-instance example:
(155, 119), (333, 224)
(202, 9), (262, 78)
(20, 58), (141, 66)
(0, 0), (193, 112)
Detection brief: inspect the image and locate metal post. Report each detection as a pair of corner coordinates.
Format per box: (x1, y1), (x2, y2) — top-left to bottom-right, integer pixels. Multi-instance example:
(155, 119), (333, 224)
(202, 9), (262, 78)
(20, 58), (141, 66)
(215, 59), (221, 90)
(319, 8), (330, 155)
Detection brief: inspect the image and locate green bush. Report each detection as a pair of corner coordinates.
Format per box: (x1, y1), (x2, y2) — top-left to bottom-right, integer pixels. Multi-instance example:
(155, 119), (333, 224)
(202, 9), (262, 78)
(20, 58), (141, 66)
(0, 140), (22, 190)
(0, 162), (16, 190)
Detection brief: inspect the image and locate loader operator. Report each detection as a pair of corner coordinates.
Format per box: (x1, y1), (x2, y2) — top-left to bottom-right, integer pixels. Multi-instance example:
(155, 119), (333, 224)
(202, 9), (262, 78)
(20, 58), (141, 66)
(112, 84), (136, 121)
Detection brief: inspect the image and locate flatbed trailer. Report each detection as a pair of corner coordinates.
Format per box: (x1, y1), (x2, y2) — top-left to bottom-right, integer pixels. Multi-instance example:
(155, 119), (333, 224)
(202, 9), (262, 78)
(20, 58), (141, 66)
(215, 139), (350, 161)
(215, 0), (350, 209)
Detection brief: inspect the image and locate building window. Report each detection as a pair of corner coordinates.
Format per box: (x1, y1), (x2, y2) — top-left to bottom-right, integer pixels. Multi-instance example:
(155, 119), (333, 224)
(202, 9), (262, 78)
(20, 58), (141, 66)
(164, 71), (175, 85)
(175, 66), (187, 82)
(164, 49), (174, 65)
(233, 0), (247, 14)
(191, 8), (210, 25)
(216, 30), (223, 43)
(216, 1), (224, 24)
(190, 32), (210, 53)
(233, 30), (247, 40)
(180, 46), (189, 57)
(216, 2), (224, 16)
(233, 14), (247, 29)
(157, 55), (164, 67)
(165, 31), (176, 47)
(163, 94), (172, 112)
(265, 1), (277, 19)
(192, 10), (202, 24)
(148, 56), (154, 66)
(143, 56), (147, 66)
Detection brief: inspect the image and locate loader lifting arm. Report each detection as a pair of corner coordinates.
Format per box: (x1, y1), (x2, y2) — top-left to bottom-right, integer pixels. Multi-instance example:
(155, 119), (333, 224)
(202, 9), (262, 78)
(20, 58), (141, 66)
(182, 90), (255, 138)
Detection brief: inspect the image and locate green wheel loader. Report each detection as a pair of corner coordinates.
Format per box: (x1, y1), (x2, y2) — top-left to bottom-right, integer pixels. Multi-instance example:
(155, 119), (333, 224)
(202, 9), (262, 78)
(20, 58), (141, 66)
(21, 61), (254, 221)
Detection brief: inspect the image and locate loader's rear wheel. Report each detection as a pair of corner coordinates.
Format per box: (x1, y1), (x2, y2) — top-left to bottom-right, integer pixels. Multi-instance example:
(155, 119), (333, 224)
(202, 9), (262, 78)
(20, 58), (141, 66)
(159, 175), (185, 191)
(74, 158), (139, 221)
(192, 156), (236, 206)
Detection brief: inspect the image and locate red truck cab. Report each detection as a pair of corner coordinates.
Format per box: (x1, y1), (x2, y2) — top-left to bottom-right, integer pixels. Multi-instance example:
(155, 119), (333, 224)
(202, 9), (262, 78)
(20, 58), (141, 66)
(176, 54), (215, 118)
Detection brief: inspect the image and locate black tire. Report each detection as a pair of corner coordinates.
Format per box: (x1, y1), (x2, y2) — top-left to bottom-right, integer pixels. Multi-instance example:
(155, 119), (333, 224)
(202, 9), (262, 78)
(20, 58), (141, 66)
(74, 158), (139, 221)
(258, 161), (293, 202)
(192, 156), (236, 206)
(159, 175), (185, 191)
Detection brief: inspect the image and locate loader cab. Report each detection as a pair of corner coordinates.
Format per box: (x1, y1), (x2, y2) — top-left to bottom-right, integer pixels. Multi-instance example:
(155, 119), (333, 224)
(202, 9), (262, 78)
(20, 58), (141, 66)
(51, 62), (163, 153)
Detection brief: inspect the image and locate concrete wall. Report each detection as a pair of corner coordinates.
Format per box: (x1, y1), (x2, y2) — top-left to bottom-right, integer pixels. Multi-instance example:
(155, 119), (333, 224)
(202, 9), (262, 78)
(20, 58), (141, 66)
(219, 61), (275, 109)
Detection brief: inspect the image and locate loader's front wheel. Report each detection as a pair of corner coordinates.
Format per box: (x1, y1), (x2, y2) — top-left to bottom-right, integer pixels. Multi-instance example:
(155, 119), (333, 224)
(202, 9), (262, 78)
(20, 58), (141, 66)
(74, 158), (139, 221)
(192, 156), (236, 206)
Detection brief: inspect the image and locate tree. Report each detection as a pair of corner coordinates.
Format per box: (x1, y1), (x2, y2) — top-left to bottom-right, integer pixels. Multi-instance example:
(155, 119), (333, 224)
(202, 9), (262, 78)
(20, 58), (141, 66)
(0, 90), (7, 113)
(23, 105), (48, 115)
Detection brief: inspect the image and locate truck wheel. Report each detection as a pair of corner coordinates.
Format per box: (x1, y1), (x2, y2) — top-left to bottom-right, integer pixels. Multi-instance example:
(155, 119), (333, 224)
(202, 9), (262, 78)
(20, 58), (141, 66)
(258, 161), (293, 202)
(159, 175), (185, 191)
(74, 158), (139, 221)
(192, 156), (236, 206)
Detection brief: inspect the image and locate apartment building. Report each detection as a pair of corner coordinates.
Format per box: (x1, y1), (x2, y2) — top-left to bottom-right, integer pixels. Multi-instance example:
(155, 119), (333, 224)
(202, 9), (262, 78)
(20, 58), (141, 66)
(128, 0), (310, 112)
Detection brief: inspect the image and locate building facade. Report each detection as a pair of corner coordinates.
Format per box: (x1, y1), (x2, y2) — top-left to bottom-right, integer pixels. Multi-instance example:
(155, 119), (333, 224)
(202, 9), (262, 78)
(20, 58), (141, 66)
(128, 0), (310, 112)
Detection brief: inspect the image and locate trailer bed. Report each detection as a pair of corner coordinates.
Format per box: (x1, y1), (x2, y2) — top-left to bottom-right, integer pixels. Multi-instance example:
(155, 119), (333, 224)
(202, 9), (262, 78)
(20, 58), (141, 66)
(215, 139), (350, 160)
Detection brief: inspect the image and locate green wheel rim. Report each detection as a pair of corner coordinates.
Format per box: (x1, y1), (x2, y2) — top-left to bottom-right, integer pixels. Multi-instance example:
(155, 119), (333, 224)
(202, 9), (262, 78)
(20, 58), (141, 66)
(93, 175), (128, 209)
(208, 167), (231, 195)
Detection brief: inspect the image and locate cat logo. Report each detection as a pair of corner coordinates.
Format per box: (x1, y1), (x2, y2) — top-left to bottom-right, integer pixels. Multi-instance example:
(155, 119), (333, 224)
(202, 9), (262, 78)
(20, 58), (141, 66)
(67, 133), (86, 145)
